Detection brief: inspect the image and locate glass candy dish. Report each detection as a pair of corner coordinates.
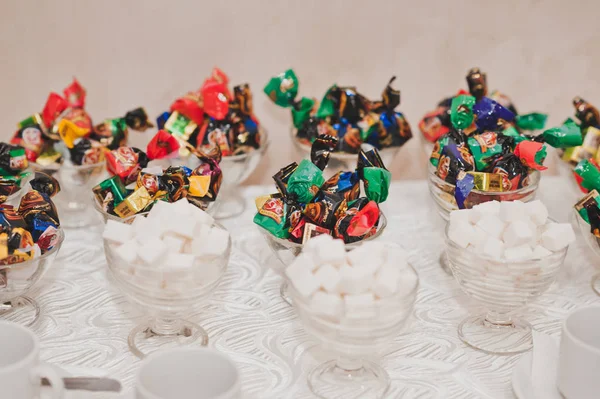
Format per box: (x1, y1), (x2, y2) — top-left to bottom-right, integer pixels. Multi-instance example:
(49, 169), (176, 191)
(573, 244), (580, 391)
(0, 228), (64, 326)
(289, 251), (418, 399)
(259, 213), (388, 305)
(33, 161), (105, 228)
(103, 215), (231, 358)
(573, 210), (600, 295)
(428, 164), (541, 222)
(444, 222), (568, 354)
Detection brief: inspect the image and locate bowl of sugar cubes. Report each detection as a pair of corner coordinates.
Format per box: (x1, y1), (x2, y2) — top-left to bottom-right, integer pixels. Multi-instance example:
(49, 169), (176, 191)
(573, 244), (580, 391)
(102, 198), (231, 358)
(445, 199), (575, 355)
(285, 236), (418, 399)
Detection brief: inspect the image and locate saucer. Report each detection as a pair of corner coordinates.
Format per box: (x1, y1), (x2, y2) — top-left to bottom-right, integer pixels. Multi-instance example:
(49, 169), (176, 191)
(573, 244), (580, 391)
(512, 352), (562, 399)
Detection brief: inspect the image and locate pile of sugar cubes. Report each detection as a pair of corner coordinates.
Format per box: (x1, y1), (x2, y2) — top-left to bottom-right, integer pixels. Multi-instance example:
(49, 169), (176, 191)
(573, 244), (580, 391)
(285, 235), (418, 320)
(103, 199), (230, 287)
(448, 200), (575, 260)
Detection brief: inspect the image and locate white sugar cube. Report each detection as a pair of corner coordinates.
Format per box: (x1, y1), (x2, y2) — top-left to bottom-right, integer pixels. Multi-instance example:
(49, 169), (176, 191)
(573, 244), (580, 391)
(502, 220), (534, 248)
(385, 245), (407, 266)
(103, 220), (133, 244)
(449, 220), (475, 248)
(476, 214), (505, 239)
(291, 271), (320, 297)
(525, 200), (548, 226)
(289, 252), (319, 272)
(541, 223), (575, 252)
(167, 253), (195, 268)
(162, 216), (196, 240)
(450, 209), (473, 225)
(347, 244), (384, 270)
(310, 291), (342, 318)
(171, 199), (193, 217)
(285, 260), (312, 282)
(340, 265), (375, 295)
(469, 226), (487, 251)
(137, 237), (168, 265)
(314, 264), (341, 293)
(194, 221), (211, 238)
(148, 200), (173, 221)
(186, 201), (214, 225)
(162, 233), (186, 253)
(132, 217), (162, 243)
(468, 207), (485, 224)
(372, 264), (400, 298)
(315, 238), (346, 265)
(476, 200), (501, 215)
(481, 236), (505, 259)
(115, 239), (138, 263)
(303, 234), (333, 255)
(504, 244), (534, 260)
(191, 227), (230, 257)
(532, 245), (552, 258)
(499, 201), (526, 222)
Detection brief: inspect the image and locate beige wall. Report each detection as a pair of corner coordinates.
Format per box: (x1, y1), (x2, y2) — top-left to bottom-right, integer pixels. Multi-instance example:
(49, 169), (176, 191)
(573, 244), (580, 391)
(1, 0), (599, 184)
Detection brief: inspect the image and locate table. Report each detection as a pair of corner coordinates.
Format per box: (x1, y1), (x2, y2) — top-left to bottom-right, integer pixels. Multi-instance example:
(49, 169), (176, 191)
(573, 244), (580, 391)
(20, 176), (599, 398)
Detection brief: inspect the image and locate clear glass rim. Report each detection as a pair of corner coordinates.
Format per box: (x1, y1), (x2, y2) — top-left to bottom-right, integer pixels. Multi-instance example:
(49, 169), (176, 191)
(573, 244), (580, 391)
(289, 126), (400, 160)
(259, 212), (388, 250)
(0, 227), (65, 271)
(219, 127), (269, 162)
(428, 163), (541, 196)
(444, 217), (568, 263)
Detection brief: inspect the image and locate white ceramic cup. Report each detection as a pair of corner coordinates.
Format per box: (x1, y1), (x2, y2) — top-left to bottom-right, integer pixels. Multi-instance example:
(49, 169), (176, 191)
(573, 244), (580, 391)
(135, 348), (241, 399)
(0, 320), (64, 399)
(557, 305), (600, 399)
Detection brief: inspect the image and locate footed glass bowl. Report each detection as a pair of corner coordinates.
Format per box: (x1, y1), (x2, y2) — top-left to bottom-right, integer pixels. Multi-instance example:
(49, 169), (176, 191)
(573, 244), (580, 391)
(290, 249), (418, 399)
(104, 216), (231, 358)
(445, 222), (568, 354)
(573, 210), (600, 295)
(259, 213), (387, 304)
(428, 164), (541, 222)
(290, 128), (400, 176)
(33, 161), (105, 228)
(0, 228), (64, 327)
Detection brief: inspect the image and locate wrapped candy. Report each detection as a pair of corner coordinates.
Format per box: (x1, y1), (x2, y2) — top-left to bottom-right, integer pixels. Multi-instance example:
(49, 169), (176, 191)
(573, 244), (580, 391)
(254, 138), (390, 244)
(159, 68), (262, 158)
(12, 78), (151, 166)
(419, 68), (546, 143)
(0, 176), (61, 265)
(264, 70), (412, 154)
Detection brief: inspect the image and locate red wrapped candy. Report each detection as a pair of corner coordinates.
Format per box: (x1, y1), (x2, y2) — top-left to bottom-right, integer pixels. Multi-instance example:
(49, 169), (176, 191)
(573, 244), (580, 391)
(146, 130), (180, 160)
(346, 200), (380, 237)
(41, 93), (68, 128)
(170, 92), (205, 126)
(106, 147), (141, 185)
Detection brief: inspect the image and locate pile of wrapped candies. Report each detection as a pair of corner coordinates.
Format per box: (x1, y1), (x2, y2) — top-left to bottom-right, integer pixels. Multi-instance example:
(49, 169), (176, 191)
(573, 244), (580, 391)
(10, 78), (153, 167)
(427, 68), (583, 208)
(264, 69), (412, 153)
(419, 67), (549, 143)
(0, 172), (62, 266)
(558, 97), (600, 170)
(253, 135), (391, 243)
(574, 159), (600, 237)
(156, 68), (262, 158)
(0, 143), (31, 202)
(93, 137), (223, 218)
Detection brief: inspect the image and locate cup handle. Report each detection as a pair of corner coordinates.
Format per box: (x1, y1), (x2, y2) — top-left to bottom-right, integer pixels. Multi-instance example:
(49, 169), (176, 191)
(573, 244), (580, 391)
(33, 363), (65, 399)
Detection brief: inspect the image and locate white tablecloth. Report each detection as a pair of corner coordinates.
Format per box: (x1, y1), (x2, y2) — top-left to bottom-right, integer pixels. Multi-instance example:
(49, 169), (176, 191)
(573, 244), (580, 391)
(20, 176), (599, 398)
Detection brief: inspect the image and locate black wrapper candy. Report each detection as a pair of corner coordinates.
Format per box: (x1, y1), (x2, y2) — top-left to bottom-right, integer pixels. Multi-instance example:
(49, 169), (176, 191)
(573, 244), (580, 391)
(311, 135), (338, 171)
(490, 153), (529, 190)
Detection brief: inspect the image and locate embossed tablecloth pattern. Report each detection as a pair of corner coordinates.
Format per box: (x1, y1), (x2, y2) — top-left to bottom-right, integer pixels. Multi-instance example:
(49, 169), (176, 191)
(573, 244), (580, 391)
(19, 176), (599, 398)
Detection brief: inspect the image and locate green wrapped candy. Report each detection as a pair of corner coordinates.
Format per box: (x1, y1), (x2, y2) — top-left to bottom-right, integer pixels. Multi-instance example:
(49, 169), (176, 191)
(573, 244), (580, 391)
(263, 69), (299, 108)
(362, 167), (391, 203)
(253, 197), (289, 239)
(316, 85), (337, 119)
(515, 113), (547, 131)
(291, 97), (315, 129)
(287, 159), (325, 203)
(575, 159), (600, 192)
(502, 126), (528, 144)
(542, 120), (583, 148)
(450, 95), (475, 130)
(467, 133), (504, 170)
(97, 175), (128, 205)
